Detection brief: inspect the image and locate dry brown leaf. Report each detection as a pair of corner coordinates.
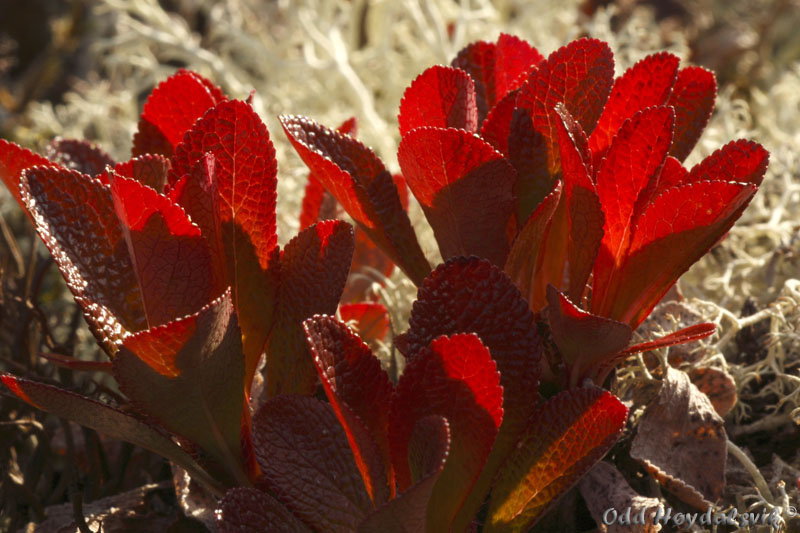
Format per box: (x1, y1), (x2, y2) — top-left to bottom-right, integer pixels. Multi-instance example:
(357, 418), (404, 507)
(579, 461), (663, 533)
(630, 367), (727, 509)
(688, 366), (737, 416)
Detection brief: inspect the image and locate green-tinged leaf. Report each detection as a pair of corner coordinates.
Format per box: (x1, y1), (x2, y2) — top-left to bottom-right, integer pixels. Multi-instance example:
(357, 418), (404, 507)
(487, 386), (628, 532)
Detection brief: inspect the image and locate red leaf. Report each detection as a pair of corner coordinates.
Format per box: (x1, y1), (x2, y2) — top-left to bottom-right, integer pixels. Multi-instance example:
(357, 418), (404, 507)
(398, 66), (478, 136)
(280, 115), (430, 285)
(480, 89), (520, 157)
(0, 139), (55, 208)
(298, 117), (358, 230)
(21, 166), (145, 348)
(38, 352), (112, 373)
(504, 180), (562, 303)
(604, 181), (758, 326)
(592, 107), (675, 308)
(451, 34), (543, 123)
(132, 70), (226, 157)
(487, 386), (628, 531)
(218, 488), (311, 532)
(397, 127), (516, 266)
(112, 154), (170, 192)
(667, 66), (716, 162)
(46, 138), (115, 177)
(0, 373), (224, 495)
(513, 38), (614, 219)
(253, 395), (373, 533)
(649, 155), (688, 201)
(686, 139), (769, 187)
(110, 175), (214, 328)
(358, 416), (450, 533)
(589, 52), (679, 161)
(339, 302), (391, 344)
(546, 285), (632, 387)
(115, 289), (249, 485)
(400, 259), (541, 474)
(553, 104), (604, 303)
(167, 154), (228, 294)
(306, 315), (394, 504)
(389, 333), (503, 531)
(265, 220), (354, 397)
(172, 99), (279, 390)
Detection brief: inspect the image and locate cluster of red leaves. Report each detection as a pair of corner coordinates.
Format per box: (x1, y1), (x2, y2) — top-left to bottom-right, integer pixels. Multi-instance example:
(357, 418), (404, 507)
(0, 33), (768, 533)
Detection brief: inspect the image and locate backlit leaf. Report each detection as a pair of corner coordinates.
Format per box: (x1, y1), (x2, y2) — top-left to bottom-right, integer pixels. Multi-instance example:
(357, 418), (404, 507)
(306, 315), (394, 504)
(339, 302), (391, 344)
(397, 127), (516, 266)
(398, 66), (478, 136)
(686, 139), (769, 187)
(114, 289), (248, 486)
(592, 106), (674, 309)
(280, 115), (430, 285)
(389, 333), (503, 531)
(589, 52), (679, 160)
(113, 154), (169, 192)
(172, 99), (279, 390)
(110, 175), (214, 328)
(667, 66), (716, 162)
(513, 38), (614, 219)
(0, 139), (55, 208)
(21, 166), (145, 349)
(480, 89), (520, 157)
(132, 70), (226, 157)
(487, 386), (627, 532)
(265, 220), (354, 397)
(253, 395), (373, 533)
(606, 180), (758, 326)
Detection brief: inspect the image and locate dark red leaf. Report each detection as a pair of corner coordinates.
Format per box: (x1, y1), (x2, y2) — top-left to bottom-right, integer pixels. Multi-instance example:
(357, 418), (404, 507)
(398, 66), (478, 136)
(667, 66), (716, 162)
(686, 139), (769, 187)
(397, 127), (516, 266)
(167, 154), (228, 294)
(253, 395), (373, 533)
(132, 70), (226, 157)
(172, 99), (279, 390)
(115, 289), (249, 486)
(554, 104), (604, 303)
(648, 155), (688, 201)
(113, 154), (170, 192)
(479, 88), (520, 157)
(0, 139), (56, 208)
(488, 386), (628, 531)
(546, 285), (632, 387)
(306, 315), (394, 504)
(265, 220), (354, 397)
(298, 117), (358, 230)
(218, 488), (311, 532)
(46, 138), (115, 177)
(358, 416), (450, 533)
(38, 352), (112, 373)
(0, 373), (224, 496)
(389, 333), (503, 531)
(451, 34), (543, 123)
(592, 106), (675, 308)
(504, 180), (561, 304)
(21, 166), (145, 349)
(110, 174), (214, 328)
(602, 181), (758, 326)
(339, 302), (391, 344)
(401, 258), (542, 506)
(280, 115), (430, 285)
(589, 52), (679, 161)
(513, 38), (614, 219)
